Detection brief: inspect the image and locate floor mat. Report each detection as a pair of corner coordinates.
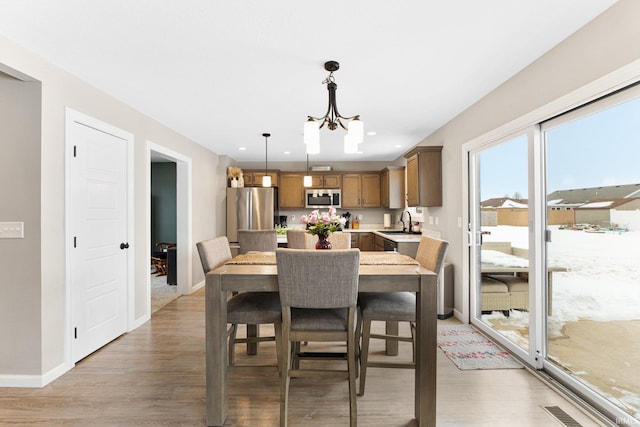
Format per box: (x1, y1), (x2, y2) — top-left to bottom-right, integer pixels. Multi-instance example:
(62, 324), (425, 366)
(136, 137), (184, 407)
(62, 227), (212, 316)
(437, 324), (523, 370)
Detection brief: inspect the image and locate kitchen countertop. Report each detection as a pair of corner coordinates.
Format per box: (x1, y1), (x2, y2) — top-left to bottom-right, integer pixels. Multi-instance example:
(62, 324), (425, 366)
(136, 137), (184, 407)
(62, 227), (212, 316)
(277, 228), (424, 244)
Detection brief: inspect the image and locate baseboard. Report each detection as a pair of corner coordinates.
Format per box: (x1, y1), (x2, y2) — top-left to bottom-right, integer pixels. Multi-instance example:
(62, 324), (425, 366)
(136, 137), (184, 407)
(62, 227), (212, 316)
(130, 313), (150, 331)
(0, 361), (70, 388)
(191, 280), (205, 293)
(437, 311), (454, 320)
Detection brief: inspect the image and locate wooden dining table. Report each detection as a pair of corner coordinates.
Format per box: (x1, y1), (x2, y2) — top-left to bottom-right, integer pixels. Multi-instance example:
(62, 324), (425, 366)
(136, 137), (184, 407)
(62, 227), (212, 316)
(205, 251), (439, 427)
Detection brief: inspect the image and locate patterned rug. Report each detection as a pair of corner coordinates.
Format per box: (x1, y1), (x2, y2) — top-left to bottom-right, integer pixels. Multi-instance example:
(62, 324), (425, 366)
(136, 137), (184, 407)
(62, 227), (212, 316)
(437, 324), (523, 370)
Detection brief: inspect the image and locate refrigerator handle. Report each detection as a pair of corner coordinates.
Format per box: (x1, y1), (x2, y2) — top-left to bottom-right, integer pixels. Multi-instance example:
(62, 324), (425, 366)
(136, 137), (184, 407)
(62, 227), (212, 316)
(247, 191), (253, 229)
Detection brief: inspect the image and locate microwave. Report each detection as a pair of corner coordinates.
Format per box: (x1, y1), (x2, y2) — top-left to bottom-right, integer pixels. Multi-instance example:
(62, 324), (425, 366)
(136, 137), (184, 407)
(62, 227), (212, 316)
(305, 189), (341, 208)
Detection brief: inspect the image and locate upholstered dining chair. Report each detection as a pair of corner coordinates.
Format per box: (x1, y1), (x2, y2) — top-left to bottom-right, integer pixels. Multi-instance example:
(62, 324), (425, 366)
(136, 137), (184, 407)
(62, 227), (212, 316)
(285, 229), (308, 249)
(237, 229), (278, 254)
(328, 231), (351, 249)
(196, 236), (281, 367)
(276, 248), (360, 427)
(356, 235), (448, 396)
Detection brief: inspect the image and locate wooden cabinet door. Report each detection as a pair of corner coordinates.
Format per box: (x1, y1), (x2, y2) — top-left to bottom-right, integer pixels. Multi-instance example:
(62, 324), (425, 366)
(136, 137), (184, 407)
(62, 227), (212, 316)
(341, 174), (361, 208)
(311, 175), (324, 188)
(406, 154), (419, 207)
(361, 173), (381, 208)
(358, 233), (374, 251)
(323, 174), (341, 188)
(279, 174), (305, 208)
(381, 170), (390, 208)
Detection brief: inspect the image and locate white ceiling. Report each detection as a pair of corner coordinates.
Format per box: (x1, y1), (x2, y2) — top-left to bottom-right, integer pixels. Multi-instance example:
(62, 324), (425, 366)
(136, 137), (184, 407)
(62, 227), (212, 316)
(0, 1), (617, 163)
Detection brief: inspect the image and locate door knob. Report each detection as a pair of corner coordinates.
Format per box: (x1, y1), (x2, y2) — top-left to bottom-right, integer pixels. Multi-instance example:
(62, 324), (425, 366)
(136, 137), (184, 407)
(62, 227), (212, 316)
(120, 242), (129, 250)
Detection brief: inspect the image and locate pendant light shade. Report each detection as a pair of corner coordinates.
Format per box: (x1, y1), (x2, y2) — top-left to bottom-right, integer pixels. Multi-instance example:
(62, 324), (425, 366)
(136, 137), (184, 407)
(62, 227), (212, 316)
(347, 116), (364, 144)
(304, 119), (320, 154)
(344, 134), (358, 154)
(262, 133), (271, 187)
(303, 154), (312, 187)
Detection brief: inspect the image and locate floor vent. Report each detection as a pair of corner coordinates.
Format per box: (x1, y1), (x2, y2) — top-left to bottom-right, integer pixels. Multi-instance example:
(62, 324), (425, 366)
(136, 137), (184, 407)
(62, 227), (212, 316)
(543, 405), (583, 426)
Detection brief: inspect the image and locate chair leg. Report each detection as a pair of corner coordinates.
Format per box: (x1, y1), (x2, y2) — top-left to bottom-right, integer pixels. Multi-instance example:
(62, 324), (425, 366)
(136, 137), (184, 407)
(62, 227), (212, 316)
(228, 324), (238, 365)
(348, 317), (358, 427)
(280, 333), (291, 427)
(274, 322), (283, 375)
(358, 319), (372, 396)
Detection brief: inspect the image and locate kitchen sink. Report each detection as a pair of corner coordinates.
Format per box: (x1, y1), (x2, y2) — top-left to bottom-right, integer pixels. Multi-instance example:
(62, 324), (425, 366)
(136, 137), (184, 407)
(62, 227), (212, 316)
(379, 230), (419, 235)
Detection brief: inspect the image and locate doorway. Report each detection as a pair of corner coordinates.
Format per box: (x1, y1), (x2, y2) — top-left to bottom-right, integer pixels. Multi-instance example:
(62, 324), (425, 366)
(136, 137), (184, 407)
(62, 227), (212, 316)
(146, 142), (193, 315)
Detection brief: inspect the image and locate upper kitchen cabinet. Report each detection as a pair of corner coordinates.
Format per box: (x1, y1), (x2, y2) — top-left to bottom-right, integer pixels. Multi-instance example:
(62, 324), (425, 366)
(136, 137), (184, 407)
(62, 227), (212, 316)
(404, 146), (442, 207)
(279, 174), (305, 208)
(243, 170), (279, 187)
(381, 167), (405, 209)
(342, 173), (381, 209)
(311, 174), (342, 189)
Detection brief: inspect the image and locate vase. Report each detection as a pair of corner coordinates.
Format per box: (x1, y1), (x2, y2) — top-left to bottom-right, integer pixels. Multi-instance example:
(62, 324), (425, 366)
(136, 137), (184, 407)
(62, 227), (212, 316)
(230, 177), (238, 188)
(316, 233), (332, 250)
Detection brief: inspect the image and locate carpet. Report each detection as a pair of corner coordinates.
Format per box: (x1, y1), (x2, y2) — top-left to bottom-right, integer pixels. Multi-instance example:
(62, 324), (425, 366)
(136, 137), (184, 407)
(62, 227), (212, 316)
(437, 324), (523, 370)
(150, 268), (179, 314)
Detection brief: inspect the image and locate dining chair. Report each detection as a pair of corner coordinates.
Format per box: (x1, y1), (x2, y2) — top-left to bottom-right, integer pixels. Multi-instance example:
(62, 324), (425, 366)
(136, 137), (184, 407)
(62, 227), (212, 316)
(237, 229), (278, 254)
(196, 236), (281, 367)
(356, 235), (448, 396)
(285, 229), (308, 249)
(276, 248), (360, 427)
(328, 231), (351, 249)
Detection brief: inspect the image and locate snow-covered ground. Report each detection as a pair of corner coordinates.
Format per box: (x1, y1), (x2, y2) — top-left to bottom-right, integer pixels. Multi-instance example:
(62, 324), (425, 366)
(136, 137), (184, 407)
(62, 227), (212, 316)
(482, 225), (640, 329)
(481, 225), (640, 419)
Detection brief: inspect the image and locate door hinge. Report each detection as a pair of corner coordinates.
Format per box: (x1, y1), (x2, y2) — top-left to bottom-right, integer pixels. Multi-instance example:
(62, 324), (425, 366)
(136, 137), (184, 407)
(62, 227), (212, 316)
(73, 145), (77, 157)
(74, 327), (77, 339)
(545, 229), (552, 242)
(74, 236), (77, 248)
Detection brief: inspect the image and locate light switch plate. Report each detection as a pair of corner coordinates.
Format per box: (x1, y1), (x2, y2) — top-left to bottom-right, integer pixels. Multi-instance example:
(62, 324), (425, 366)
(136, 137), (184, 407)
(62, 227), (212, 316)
(0, 222), (24, 238)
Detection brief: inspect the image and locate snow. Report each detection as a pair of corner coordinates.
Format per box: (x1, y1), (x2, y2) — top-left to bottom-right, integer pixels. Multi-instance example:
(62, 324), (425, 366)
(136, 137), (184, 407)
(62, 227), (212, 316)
(482, 225), (640, 332)
(579, 201), (614, 208)
(499, 199), (528, 208)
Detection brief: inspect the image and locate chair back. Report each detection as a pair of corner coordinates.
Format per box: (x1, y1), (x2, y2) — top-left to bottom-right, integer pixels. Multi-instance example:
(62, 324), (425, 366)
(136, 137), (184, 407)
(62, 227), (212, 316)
(276, 248), (360, 309)
(196, 236), (232, 274)
(237, 229), (277, 254)
(285, 229), (308, 249)
(328, 232), (351, 249)
(415, 236), (449, 273)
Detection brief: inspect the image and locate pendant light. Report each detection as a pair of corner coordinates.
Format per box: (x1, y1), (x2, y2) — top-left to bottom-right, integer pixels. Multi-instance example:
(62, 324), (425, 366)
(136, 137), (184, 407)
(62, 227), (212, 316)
(262, 133), (271, 187)
(303, 154), (312, 187)
(304, 60), (363, 154)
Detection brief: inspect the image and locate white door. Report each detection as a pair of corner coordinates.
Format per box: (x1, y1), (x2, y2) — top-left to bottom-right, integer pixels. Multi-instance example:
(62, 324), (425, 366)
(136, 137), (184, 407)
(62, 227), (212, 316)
(68, 115), (129, 362)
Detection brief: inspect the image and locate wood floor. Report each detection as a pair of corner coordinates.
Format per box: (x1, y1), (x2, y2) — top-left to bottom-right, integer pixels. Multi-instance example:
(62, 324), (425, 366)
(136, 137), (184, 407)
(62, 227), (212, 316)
(0, 289), (604, 426)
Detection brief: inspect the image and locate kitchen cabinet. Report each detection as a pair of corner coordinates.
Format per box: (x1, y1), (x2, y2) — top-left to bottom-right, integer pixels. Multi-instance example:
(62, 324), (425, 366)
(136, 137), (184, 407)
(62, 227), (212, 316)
(342, 173), (381, 208)
(357, 233), (374, 251)
(404, 146), (442, 207)
(374, 234), (386, 251)
(381, 167), (405, 209)
(242, 170), (279, 187)
(311, 174), (341, 189)
(279, 174), (305, 208)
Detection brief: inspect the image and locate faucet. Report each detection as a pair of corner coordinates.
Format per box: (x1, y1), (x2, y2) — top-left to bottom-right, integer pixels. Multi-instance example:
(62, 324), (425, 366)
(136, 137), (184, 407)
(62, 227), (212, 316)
(401, 210), (412, 233)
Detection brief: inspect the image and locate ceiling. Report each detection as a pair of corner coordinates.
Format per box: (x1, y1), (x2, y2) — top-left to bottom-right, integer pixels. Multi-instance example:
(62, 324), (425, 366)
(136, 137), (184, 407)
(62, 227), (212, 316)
(0, 1), (617, 163)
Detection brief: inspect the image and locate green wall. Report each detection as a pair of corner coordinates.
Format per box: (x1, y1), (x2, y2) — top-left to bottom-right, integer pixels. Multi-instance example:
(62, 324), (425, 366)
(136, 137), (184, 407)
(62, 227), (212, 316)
(151, 162), (177, 254)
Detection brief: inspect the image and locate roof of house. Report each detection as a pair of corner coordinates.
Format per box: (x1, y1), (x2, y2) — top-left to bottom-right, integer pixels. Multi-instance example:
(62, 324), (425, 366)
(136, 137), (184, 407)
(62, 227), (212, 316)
(547, 183), (640, 204)
(481, 197), (529, 208)
(575, 198), (640, 210)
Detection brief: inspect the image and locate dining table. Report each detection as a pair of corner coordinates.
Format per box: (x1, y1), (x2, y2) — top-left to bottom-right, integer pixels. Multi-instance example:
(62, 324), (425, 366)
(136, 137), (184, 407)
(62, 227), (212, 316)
(205, 250), (439, 427)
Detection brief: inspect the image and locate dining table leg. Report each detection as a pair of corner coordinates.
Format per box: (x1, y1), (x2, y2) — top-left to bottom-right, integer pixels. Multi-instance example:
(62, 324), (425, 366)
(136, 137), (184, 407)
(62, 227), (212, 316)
(206, 272), (227, 426)
(415, 271), (437, 427)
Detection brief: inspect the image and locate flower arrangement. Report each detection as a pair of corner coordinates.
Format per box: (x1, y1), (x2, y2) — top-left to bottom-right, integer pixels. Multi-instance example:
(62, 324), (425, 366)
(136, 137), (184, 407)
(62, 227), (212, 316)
(227, 166), (242, 179)
(300, 207), (346, 236)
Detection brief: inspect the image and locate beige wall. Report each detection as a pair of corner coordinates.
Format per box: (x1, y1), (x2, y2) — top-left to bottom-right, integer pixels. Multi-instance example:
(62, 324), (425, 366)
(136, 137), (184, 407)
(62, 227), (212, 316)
(0, 72), (41, 374)
(0, 36), (228, 380)
(410, 0), (640, 316)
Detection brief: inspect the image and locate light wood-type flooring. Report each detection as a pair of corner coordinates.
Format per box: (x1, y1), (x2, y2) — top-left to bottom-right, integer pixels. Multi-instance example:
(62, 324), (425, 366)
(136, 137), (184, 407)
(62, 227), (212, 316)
(0, 289), (605, 426)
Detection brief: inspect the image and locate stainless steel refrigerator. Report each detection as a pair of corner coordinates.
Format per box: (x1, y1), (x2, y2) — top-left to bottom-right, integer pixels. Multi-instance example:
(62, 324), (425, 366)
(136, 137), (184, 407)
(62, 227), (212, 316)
(226, 187), (277, 244)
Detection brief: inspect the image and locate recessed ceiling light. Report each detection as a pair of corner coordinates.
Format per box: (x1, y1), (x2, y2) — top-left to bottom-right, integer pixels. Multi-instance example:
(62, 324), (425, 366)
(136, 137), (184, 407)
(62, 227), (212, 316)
(283, 151), (290, 155)
(394, 144), (402, 148)
(238, 147), (247, 151)
(367, 131), (377, 136)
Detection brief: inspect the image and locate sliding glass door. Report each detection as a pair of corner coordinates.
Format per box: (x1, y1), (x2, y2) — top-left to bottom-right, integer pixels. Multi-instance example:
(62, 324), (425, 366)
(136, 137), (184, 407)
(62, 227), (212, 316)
(542, 87), (640, 422)
(468, 83), (640, 423)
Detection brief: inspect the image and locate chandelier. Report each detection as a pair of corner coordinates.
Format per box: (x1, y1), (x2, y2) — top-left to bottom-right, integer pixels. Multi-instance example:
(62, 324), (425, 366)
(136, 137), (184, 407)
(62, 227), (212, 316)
(304, 61), (363, 154)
